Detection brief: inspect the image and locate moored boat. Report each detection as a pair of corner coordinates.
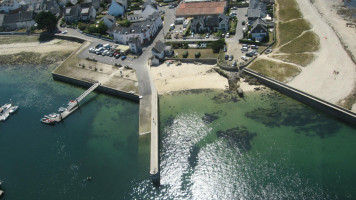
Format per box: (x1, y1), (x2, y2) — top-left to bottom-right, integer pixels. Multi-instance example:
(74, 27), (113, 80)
(0, 113), (9, 121)
(48, 113), (58, 118)
(9, 106), (18, 114)
(40, 117), (55, 125)
(58, 107), (66, 112)
(0, 104), (11, 113)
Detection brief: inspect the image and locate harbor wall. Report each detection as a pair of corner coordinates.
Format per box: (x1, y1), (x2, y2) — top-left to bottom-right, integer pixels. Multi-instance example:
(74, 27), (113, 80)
(243, 68), (356, 125)
(150, 80), (160, 185)
(52, 73), (140, 102)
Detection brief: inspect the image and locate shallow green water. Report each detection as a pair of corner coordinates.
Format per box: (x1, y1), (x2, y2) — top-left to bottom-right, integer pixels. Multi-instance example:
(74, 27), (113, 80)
(1, 65), (355, 199)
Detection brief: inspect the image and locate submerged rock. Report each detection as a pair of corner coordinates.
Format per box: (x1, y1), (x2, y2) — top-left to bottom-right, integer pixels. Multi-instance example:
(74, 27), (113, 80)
(202, 113), (219, 124)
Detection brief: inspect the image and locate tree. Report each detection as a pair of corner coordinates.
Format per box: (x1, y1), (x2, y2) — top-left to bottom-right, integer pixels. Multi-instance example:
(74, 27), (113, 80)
(97, 21), (108, 35)
(65, 1), (73, 7)
(35, 11), (58, 33)
(211, 39), (226, 53)
(119, 19), (131, 27)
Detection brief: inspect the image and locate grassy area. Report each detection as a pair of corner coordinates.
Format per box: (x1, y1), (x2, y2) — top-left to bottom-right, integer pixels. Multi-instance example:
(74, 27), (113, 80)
(278, 19), (311, 46)
(279, 31), (320, 53)
(248, 59), (301, 82)
(0, 36), (39, 45)
(174, 49), (218, 59)
(271, 53), (316, 67)
(277, 0), (302, 21)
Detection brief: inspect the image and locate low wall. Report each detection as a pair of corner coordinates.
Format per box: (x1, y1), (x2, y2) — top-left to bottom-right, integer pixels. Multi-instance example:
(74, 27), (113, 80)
(243, 68), (356, 125)
(53, 35), (86, 43)
(164, 58), (217, 65)
(52, 73), (140, 102)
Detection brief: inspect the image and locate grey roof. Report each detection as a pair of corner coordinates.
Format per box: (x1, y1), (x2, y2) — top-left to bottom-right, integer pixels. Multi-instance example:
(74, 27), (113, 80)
(152, 40), (165, 54)
(191, 14), (228, 29)
(251, 18), (267, 33)
(104, 14), (115, 21)
(3, 11), (33, 24)
(248, 0), (267, 19)
(128, 36), (140, 43)
(108, 11), (160, 34)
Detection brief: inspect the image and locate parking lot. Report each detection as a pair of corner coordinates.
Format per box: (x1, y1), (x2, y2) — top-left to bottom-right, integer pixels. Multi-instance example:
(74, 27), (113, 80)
(78, 42), (136, 69)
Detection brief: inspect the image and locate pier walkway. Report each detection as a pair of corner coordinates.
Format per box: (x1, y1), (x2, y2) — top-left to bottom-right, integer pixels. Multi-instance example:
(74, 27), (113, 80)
(51, 82), (101, 122)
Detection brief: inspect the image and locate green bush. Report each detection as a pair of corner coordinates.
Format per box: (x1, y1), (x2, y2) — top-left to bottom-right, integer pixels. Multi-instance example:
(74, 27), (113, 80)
(195, 51), (201, 58)
(77, 22), (87, 31)
(211, 39), (226, 53)
(183, 51), (188, 58)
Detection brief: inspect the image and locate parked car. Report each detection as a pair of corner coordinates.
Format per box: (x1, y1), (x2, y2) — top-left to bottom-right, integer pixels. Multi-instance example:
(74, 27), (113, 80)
(206, 33), (210, 38)
(232, 60), (237, 67)
(242, 21), (246, 25)
(242, 44), (249, 48)
(229, 55), (233, 61)
(223, 46), (227, 52)
(169, 4), (174, 8)
(95, 44), (103, 48)
(226, 33), (230, 38)
(221, 33), (225, 38)
(246, 51), (254, 57)
(251, 45), (259, 49)
(115, 54), (120, 59)
(121, 55), (127, 60)
(241, 56), (248, 61)
(230, 12), (237, 17)
(265, 48), (272, 54)
(158, 3), (162, 7)
(62, 30), (68, 34)
(241, 47), (248, 52)
(231, 7), (237, 10)
(225, 54), (229, 60)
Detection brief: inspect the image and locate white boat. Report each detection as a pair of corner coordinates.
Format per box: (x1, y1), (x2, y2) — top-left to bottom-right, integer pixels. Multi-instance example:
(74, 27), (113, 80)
(9, 105), (18, 114)
(0, 104), (11, 113)
(58, 107), (66, 112)
(0, 113), (9, 121)
(48, 113), (58, 118)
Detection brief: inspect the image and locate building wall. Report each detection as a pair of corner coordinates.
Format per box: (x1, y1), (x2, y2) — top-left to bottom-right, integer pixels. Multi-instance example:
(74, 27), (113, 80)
(0, 0), (20, 13)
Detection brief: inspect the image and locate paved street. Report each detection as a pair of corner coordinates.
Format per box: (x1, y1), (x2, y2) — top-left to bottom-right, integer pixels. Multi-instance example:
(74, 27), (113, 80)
(60, 5), (176, 97)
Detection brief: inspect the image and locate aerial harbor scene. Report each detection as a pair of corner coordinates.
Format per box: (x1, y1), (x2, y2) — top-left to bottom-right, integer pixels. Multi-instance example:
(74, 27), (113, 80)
(0, 0), (356, 199)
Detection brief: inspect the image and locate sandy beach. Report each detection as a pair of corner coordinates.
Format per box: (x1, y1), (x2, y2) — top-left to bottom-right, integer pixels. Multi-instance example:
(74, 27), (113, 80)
(287, 0), (356, 106)
(150, 62), (259, 94)
(0, 38), (81, 56)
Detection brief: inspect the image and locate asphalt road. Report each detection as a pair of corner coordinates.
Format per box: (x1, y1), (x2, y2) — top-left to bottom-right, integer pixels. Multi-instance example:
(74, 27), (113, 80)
(59, 5), (176, 96)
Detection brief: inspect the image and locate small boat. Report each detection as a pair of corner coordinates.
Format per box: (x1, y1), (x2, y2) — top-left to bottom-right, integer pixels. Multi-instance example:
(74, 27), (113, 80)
(58, 107), (66, 112)
(9, 106), (18, 114)
(0, 189), (3, 197)
(0, 113), (9, 121)
(0, 104), (11, 113)
(40, 117), (55, 125)
(48, 113), (58, 118)
(68, 100), (76, 106)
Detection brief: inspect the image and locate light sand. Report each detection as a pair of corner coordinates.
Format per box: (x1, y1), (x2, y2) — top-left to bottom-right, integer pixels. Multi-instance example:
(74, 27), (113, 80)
(150, 62), (259, 94)
(287, 0), (356, 104)
(0, 39), (81, 55)
(150, 63), (228, 94)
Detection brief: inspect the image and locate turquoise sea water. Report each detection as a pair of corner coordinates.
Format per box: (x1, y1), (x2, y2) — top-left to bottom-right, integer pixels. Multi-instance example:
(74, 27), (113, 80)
(1, 65), (356, 199)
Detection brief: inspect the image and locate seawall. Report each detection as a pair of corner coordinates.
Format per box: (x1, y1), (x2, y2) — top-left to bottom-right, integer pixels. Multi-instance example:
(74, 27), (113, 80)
(243, 68), (356, 125)
(52, 73), (139, 102)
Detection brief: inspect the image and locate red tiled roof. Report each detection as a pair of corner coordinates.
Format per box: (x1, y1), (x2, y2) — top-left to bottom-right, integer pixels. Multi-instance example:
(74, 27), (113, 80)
(176, 1), (227, 16)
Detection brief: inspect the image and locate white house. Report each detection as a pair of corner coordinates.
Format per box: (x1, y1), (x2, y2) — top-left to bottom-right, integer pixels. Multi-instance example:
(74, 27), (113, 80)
(250, 18), (268, 41)
(0, 0), (21, 13)
(128, 37), (142, 54)
(108, 0), (127, 17)
(80, 3), (96, 21)
(152, 40), (165, 59)
(127, 4), (158, 22)
(108, 12), (162, 45)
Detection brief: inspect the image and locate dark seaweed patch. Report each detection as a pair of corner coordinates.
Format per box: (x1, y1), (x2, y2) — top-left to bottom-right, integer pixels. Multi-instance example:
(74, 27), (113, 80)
(188, 145), (201, 169)
(217, 126), (257, 151)
(245, 92), (342, 138)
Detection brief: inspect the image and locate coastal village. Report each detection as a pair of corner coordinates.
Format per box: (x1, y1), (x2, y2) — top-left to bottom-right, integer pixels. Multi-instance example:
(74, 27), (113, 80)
(1, 0), (356, 195)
